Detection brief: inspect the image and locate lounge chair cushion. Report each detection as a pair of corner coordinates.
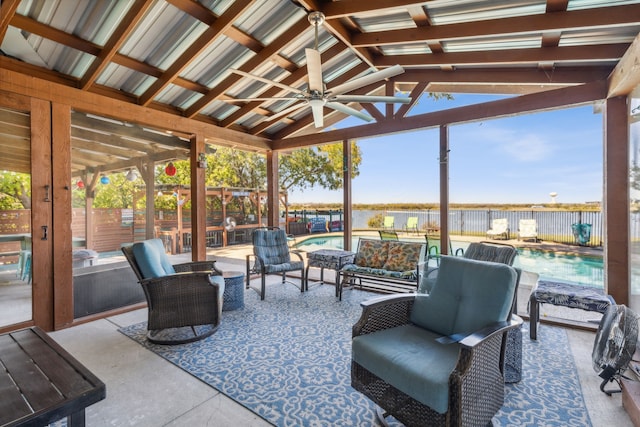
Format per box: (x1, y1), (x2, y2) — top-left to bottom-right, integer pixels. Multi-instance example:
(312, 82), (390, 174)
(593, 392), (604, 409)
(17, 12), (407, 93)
(410, 256), (516, 336)
(352, 324), (460, 414)
(132, 238), (176, 279)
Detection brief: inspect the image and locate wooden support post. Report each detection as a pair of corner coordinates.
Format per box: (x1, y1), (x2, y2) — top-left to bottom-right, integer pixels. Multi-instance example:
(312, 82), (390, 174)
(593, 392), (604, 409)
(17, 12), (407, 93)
(604, 96), (629, 305)
(343, 139), (353, 252)
(266, 151), (279, 227)
(190, 134), (206, 261)
(439, 125), (450, 255)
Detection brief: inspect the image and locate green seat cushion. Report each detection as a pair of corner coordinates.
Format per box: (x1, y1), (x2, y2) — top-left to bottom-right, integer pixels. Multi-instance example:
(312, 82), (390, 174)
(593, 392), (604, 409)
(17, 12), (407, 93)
(352, 324), (460, 414)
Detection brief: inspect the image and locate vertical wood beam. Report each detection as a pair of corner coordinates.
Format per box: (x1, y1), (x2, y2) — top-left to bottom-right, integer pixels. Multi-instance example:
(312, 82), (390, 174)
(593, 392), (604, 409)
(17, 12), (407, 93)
(343, 139), (353, 252)
(143, 162), (155, 239)
(31, 98), (54, 330)
(51, 102), (72, 330)
(604, 96), (629, 305)
(439, 125), (449, 255)
(266, 152), (279, 227)
(190, 134), (206, 260)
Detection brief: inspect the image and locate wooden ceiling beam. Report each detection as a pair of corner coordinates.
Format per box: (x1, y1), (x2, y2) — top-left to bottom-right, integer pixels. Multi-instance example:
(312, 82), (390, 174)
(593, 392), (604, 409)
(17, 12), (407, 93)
(546, 0), (569, 13)
(80, 0), (154, 90)
(298, 0), (375, 68)
(10, 14), (101, 57)
(322, 0), (429, 19)
(377, 44), (629, 68)
(395, 82), (428, 119)
(184, 16), (310, 118)
(139, 0), (254, 106)
(398, 66), (613, 85)
(0, 0), (20, 43)
(272, 80), (608, 150)
(352, 4), (640, 47)
(169, 0), (297, 73)
(608, 32), (640, 98)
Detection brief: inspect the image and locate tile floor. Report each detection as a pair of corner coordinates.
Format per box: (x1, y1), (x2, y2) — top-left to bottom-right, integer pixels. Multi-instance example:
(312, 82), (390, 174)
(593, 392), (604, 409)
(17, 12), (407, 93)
(44, 250), (634, 427)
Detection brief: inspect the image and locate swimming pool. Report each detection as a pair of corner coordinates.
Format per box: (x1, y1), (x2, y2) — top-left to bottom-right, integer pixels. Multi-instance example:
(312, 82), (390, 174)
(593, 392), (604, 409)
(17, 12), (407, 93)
(294, 235), (604, 288)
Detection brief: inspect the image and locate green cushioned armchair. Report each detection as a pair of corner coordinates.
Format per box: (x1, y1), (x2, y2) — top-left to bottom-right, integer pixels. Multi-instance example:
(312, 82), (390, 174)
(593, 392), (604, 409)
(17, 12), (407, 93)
(351, 256), (522, 426)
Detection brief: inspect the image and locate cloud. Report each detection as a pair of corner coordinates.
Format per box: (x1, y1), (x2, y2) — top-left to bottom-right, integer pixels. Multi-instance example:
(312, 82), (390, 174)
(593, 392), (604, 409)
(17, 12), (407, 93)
(453, 124), (554, 162)
(501, 133), (553, 162)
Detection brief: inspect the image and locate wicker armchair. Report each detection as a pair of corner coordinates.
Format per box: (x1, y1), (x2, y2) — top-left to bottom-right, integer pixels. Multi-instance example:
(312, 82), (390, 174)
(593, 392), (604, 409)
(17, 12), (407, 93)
(246, 227), (305, 300)
(122, 238), (225, 345)
(352, 256), (521, 427)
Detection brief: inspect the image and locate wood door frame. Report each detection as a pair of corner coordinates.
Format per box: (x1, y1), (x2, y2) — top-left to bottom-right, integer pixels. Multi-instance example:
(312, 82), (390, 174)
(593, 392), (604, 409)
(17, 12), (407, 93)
(0, 91), (54, 332)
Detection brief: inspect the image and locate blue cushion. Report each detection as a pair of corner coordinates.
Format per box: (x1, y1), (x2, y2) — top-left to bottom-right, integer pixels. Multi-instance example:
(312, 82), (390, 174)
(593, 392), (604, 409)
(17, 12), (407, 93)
(352, 324), (460, 414)
(132, 239), (176, 279)
(410, 256), (516, 336)
(253, 229), (291, 264)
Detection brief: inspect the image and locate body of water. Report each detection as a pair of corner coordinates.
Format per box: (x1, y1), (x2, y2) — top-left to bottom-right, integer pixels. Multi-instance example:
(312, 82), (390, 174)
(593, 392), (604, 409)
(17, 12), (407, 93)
(294, 234), (604, 288)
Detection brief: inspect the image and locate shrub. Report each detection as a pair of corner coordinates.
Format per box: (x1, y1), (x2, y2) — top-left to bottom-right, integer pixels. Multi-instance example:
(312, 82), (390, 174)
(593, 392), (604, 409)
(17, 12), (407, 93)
(368, 213), (384, 228)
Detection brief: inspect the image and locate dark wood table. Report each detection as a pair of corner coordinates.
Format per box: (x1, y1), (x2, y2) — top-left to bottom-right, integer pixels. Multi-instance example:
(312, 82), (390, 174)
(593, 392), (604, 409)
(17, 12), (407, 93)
(0, 327), (106, 427)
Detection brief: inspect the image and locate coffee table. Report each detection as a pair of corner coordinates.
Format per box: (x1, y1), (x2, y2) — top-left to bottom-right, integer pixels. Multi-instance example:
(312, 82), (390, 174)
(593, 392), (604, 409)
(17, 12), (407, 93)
(305, 249), (355, 296)
(0, 327), (105, 426)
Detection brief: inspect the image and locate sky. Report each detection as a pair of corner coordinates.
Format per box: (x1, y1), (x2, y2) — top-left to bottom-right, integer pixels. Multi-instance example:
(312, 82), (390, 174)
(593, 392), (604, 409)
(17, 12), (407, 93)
(287, 93), (604, 205)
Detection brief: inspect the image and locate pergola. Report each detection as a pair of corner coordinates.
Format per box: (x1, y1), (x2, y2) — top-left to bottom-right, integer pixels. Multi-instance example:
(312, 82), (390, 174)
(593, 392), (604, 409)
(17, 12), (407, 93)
(0, 0), (639, 331)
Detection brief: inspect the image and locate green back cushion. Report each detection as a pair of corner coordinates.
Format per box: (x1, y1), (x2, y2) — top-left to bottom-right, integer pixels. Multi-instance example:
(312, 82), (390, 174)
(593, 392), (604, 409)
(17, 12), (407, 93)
(410, 256), (516, 336)
(132, 238), (176, 279)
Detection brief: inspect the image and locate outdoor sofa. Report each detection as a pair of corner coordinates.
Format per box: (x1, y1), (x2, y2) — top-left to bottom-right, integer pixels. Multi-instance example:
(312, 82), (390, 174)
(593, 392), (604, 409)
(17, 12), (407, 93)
(338, 238), (426, 299)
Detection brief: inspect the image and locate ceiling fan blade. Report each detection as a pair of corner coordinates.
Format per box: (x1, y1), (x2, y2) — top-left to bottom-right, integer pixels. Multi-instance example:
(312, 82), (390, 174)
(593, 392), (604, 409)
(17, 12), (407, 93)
(264, 102), (307, 122)
(310, 100), (324, 128)
(230, 69), (304, 95)
(326, 102), (373, 123)
(305, 48), (323, 93)
(329, 65), (405, 96)
(223, 96), (303, 102)
(332, 95), (411, 104)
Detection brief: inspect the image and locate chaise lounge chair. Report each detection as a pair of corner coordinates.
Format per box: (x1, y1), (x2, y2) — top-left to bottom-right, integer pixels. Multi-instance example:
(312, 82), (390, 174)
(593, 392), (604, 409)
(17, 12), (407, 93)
(518, 218), (538, 242)
(486, 218), (509, 240)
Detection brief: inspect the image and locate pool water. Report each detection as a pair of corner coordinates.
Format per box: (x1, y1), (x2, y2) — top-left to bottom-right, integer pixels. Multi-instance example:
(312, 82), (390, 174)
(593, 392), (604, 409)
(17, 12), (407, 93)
(294, 235), (604, 288)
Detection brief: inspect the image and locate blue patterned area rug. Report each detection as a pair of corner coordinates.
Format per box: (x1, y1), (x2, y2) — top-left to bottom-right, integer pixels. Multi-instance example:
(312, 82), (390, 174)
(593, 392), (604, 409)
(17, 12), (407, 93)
(119, 283), (591, 427)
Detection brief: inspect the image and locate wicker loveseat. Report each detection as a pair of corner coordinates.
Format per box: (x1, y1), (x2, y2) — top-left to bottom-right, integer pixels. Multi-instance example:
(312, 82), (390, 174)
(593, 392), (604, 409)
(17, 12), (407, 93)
(338, 238), (426, 299)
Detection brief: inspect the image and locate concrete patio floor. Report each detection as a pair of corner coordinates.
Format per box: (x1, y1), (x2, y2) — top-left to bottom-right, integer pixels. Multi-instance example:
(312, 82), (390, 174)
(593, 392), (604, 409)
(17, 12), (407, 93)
(42, 240), (633, 426)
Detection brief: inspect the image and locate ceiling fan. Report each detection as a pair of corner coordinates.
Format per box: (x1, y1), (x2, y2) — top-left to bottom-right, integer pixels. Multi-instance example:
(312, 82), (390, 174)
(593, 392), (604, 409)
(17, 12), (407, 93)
(224, 11), (411, 128)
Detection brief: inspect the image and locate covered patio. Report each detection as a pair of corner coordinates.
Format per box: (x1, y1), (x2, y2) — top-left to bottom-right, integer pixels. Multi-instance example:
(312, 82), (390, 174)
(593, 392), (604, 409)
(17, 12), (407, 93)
(0, 0), (639, 423)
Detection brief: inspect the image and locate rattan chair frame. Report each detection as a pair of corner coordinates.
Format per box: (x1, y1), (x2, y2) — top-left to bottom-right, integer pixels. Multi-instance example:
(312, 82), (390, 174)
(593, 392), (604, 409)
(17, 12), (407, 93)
(351, 294), (521, 427)
(122, 244), (224, 345)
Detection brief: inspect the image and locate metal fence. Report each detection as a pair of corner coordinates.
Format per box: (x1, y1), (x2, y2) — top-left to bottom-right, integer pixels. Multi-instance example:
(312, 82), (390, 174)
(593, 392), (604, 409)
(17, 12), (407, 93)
(349, 209), (603, 247)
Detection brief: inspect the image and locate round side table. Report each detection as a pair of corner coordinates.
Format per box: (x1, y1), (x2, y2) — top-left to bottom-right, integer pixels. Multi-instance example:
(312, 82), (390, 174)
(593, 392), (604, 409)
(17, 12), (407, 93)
(222, 271), (245, 311)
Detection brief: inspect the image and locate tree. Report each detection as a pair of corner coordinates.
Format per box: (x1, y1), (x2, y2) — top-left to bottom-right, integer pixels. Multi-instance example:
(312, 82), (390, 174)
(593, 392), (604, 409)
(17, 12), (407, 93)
(204, 143), (361, 192)
(279, 142), (361, 192)
(0, 171), (30, 209)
